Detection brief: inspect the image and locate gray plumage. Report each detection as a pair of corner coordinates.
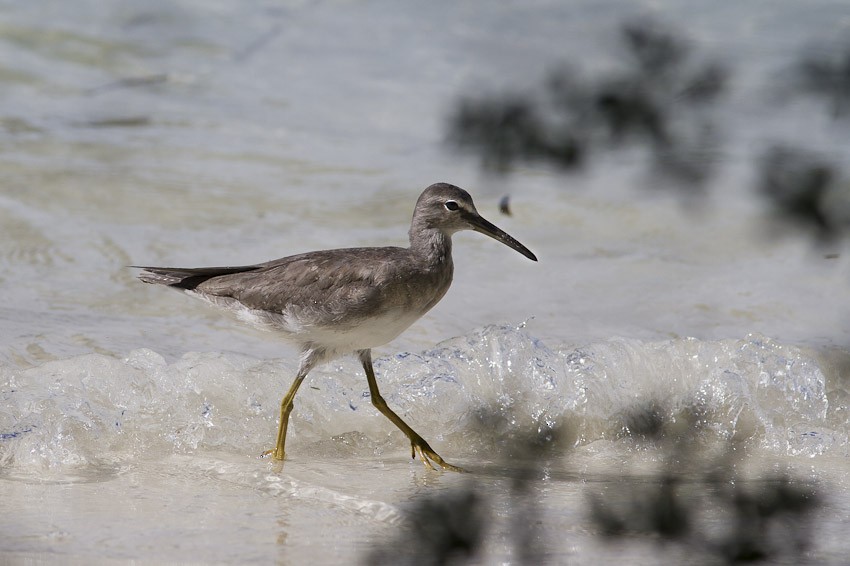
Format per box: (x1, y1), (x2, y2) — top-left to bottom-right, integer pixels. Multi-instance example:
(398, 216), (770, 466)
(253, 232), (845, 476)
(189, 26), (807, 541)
(134, 182), (537, 470)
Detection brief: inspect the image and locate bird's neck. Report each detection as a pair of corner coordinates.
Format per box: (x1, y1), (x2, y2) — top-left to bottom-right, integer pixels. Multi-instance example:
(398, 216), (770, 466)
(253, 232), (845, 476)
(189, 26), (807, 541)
(409, 226), (453, 268)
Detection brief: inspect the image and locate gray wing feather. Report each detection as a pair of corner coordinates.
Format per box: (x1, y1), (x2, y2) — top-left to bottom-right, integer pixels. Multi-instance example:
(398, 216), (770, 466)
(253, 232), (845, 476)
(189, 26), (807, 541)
(133, 247), (422, 317)
(194, 250), (396, 314)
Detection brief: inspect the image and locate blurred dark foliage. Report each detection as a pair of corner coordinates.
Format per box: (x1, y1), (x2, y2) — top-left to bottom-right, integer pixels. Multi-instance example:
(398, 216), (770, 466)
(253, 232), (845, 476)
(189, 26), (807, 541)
(365, 413), (564, 566)
(589, 473), (691, 541)
(450, 95), (585, 173)
(366, 487), (488, 566)
(590, 403), (821, 564)
(448, 20), (727, 191)
(758, 145), (849, 240)
(364, 404), (821, 565)
(792, 42), (850, 118)
(470, 410), (571, 565)
(758, 39), (850, 241)
(449, 20), (850, 241)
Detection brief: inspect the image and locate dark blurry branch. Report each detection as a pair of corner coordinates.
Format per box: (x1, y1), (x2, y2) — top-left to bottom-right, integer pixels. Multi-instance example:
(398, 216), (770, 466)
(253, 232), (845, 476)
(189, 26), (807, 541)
(366, 487), (488, 566)
(758, 39), (850, 241)
(449, 94), (585, 173)
(366, 411), (566, 566)
(589, 402), (821, 564)
(447, 20), (727, 192)
(758, 145), (850, 240)
(447, 19), (850, 242)
(364, 403), (821, 565)
(792, 41), (850, 118)
(589, 473), (691, 541)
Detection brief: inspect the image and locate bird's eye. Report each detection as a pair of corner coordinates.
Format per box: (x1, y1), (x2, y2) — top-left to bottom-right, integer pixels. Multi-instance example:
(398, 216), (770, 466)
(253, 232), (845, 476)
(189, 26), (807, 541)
(444, 201), (459, 211)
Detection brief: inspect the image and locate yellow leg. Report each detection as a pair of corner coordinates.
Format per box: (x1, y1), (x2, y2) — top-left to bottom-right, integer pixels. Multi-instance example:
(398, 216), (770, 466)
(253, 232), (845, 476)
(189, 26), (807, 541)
(359, 349), (463, 472)
(262, 350), (321, 461)
(261, 374), (306, 460)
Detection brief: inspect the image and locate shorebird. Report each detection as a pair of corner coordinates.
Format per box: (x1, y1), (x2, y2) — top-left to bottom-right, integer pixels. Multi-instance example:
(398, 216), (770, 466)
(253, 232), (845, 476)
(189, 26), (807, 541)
(134, 183), (537, 471)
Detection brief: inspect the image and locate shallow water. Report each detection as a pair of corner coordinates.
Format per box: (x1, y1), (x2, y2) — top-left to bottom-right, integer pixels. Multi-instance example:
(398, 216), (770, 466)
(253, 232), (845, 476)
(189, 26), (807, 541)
(3, 331), (849, 563)
(2, 0), (850, 564)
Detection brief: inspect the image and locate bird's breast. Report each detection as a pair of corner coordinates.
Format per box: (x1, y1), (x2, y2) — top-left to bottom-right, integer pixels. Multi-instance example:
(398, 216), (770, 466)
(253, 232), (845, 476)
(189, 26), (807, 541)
(187, 251), (455, 357)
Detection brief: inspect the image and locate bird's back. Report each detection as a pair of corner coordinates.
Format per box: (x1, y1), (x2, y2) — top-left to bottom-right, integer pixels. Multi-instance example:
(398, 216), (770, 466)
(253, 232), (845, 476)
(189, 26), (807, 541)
(136, 246), (454, 353)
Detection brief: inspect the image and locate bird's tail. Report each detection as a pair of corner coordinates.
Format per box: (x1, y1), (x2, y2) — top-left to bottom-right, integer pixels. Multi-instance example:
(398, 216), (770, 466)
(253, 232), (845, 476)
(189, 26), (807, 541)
(131, 265), (260, 290)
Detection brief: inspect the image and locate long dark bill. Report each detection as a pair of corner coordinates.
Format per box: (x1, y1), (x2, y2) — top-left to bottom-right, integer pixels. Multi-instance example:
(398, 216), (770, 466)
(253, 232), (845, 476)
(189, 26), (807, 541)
(467, 213), (538, 261)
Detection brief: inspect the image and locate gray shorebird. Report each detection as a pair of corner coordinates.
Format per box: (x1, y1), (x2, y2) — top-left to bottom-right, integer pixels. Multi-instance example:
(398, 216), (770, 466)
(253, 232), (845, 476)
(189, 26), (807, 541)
(134, 183), (537, 471)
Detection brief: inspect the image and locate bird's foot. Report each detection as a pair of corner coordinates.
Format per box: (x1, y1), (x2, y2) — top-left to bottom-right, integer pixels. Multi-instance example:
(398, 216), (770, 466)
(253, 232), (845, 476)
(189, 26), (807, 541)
(260, 448), (286, 461)
(410, 437), (464, 473)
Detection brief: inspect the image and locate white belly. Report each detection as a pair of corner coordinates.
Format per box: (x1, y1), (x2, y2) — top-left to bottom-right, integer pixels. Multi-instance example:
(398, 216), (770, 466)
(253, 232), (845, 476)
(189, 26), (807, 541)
(189, 290), (425, 357)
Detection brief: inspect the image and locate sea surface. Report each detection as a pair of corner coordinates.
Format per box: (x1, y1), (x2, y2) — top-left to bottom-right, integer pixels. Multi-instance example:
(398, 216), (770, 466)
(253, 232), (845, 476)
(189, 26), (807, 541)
(1, 1), (850, 564)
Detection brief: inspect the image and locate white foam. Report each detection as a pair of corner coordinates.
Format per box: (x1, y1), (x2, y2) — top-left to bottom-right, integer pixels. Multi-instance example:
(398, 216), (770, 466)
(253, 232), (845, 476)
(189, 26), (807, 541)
(1, 326), (845, 479)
